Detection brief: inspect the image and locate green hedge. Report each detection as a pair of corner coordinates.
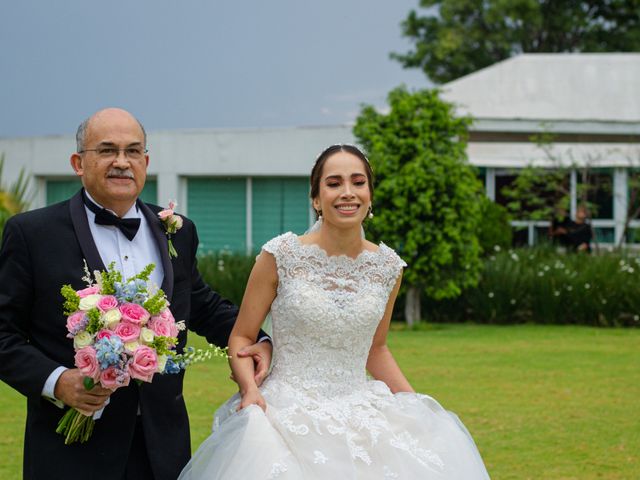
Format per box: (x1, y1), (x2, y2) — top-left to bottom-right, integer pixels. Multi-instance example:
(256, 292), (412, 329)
(198, 247), (639, 327)
(425, 247), (640, 327)
(198, 250), (256, 306)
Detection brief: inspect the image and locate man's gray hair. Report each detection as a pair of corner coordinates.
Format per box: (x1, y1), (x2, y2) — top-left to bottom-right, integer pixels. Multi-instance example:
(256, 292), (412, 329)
(75, 114), (147, 152)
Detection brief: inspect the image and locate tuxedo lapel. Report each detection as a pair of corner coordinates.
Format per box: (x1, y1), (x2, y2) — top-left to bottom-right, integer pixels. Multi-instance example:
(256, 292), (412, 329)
(138, 200), (174, 300)
(69, 190), (107, 273)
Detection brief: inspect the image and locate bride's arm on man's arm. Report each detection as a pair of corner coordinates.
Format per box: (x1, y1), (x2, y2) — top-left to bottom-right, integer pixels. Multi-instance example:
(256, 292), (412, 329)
(366, 273), (415, 394)
(228, 251), (278, 411)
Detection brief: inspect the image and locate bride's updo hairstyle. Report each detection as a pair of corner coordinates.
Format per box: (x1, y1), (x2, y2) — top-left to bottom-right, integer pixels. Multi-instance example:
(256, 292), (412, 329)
(309, 144), (374, 202)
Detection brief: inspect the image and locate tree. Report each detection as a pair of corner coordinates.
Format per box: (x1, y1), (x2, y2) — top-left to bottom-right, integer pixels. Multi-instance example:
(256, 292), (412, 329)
(354, 87), (484, 325)
(0, 154), (32, 240)
(392, 0), (640, 83)
(476, 197), (512, 255)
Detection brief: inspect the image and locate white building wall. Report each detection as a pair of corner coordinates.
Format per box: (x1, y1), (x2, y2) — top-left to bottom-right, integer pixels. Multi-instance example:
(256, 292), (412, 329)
(1, 125), (638, 246)
(0, 126), (357, 209)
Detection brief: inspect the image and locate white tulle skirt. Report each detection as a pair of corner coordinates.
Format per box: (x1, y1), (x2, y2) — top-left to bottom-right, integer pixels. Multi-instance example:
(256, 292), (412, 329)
(179, 378), (490, 479)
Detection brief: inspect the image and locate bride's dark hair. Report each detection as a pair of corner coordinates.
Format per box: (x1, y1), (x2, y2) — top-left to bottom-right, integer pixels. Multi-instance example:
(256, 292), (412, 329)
(309, 144), (374, 202)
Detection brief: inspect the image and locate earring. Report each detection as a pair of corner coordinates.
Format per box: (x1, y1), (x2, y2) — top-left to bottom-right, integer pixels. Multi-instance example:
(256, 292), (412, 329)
(316, 209), (323, 219)
(367, 206), (374, 219)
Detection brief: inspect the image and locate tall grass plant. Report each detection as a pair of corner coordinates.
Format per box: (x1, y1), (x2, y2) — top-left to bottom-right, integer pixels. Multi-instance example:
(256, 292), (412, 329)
(426, 246), (640, 326)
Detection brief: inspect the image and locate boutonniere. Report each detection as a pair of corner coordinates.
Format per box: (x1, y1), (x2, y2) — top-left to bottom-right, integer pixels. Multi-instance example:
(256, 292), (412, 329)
(158, 201), (183, 258)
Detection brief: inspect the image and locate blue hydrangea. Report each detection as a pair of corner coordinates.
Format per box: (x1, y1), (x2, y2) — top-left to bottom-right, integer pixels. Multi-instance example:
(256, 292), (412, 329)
(163, 357), (182, 374)
(95, 336), (125, 370)
(114, 279), (147, 304)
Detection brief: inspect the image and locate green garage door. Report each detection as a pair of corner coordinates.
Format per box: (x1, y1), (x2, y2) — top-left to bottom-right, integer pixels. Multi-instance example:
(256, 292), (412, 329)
(252, 178), (310, 250)
(46, 179), (83, 205)
(188, 178), (247, 254)
(186, 177), (310, 254)
(46, 179), (158, 205)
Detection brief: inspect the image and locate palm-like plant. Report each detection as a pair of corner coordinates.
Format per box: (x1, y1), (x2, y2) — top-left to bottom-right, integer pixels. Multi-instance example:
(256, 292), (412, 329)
(0, 154), (32, 239)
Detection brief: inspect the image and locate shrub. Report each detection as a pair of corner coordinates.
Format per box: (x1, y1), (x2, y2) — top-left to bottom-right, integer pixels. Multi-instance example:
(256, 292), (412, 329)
(476, 198), (512, 255)
(0, 155), (32, 240)
(425, 247), (640, 327)
(197, 250), (256, 306)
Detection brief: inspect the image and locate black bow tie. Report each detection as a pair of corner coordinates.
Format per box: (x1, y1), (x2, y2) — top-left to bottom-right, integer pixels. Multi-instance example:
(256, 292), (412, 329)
(82, 191), (141, 241)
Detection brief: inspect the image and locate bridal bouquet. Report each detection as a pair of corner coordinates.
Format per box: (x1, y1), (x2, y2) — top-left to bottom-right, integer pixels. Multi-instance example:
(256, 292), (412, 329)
(57, 262), (226, 445)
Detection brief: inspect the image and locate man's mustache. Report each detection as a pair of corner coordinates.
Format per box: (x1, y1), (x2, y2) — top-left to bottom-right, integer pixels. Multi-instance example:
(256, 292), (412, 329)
(107, 169), (134, 179)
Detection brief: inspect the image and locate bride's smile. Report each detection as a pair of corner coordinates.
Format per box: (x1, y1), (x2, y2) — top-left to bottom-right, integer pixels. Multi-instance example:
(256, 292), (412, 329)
(335, 202), (360, 216)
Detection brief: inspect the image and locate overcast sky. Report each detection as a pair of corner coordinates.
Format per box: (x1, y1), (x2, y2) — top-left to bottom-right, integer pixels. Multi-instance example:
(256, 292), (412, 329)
(1, 0), (431, 138)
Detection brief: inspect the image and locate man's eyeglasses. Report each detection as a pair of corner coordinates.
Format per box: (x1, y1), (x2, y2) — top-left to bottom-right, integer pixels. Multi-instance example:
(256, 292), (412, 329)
(78, 146), (148, 160)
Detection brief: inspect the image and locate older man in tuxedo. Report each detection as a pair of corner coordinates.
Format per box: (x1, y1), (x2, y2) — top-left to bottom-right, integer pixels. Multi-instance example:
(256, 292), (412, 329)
(0, 108), (271, 480)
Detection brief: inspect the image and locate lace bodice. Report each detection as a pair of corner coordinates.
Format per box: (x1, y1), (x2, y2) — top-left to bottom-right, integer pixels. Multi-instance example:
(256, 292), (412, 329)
(262, 232), (406, 397)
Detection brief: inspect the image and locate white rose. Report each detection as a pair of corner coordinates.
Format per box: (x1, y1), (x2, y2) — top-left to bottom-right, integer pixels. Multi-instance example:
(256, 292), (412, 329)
(157, 354), (168, 373)
(140, 327), (155, 345)
(79, 294), (101, 311)
(73, 331), (94, 349)
(171, 215), (183, 230)
(124, 341), (140, 353)
(102, 309), (122, 329)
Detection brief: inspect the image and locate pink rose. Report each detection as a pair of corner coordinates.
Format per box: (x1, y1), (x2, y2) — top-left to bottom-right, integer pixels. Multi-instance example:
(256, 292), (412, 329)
(95, 329), (114, 341)
(97, 295), (118, 312)
(159, 308), (175, 322)
(74, 346), (99, 380)
(66, 311), (86, 334)
(158, 208), (174, 220)
(148, 315), (178, 338)
(76, 286), (100, 298)
(119, 303), (150, 325)
(129, 346), (158, 383)
(114, 322), (141, 343)
(99, 366), (130, 389)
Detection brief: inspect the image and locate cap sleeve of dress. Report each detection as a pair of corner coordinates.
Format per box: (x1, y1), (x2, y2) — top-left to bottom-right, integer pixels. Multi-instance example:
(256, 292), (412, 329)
(261, 232), (295, 260)
(381, 244), (407, 282)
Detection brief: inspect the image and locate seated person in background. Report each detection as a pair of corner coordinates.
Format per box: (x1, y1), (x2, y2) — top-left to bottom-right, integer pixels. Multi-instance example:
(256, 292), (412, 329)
(566, 205), (592, 253)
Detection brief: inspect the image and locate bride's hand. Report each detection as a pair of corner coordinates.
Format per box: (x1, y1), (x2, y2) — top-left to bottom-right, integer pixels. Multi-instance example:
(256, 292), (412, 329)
(236, 340), (273, 387)
(238, 388), (267, 412)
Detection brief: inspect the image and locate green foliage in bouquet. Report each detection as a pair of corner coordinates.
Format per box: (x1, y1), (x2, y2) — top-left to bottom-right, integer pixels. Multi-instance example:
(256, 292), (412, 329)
(60, 285), (80, 316)
(99, 262), (122, 295)
(151, 336), (178, 356)
(85, 308), (102, 335)
(144, 291), (168, 315)
(174, 345), (229, 367)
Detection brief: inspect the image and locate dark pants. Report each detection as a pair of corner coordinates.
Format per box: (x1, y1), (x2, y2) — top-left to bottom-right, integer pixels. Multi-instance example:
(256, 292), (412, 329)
(124, 417), (154, 480)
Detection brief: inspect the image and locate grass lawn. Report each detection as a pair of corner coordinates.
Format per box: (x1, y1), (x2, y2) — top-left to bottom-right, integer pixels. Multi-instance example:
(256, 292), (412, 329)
(1, 324), (638, 479)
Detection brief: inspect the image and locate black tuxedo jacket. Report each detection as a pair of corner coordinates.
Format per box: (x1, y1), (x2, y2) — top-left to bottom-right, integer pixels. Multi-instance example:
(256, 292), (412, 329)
(0, 190), (239, 480)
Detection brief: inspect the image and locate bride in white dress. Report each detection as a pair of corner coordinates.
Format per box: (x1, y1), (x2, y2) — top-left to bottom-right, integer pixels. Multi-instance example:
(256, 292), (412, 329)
(179, 144), (490, 479)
